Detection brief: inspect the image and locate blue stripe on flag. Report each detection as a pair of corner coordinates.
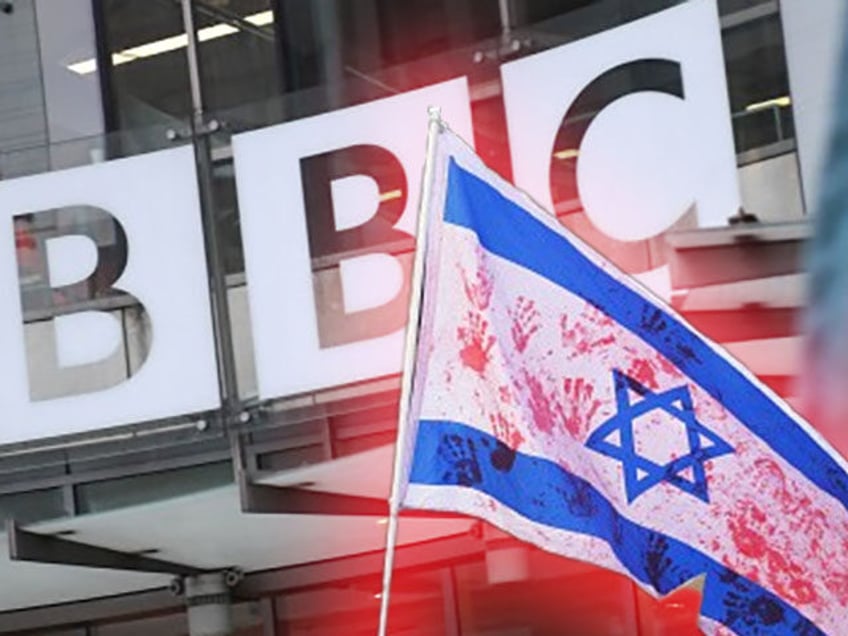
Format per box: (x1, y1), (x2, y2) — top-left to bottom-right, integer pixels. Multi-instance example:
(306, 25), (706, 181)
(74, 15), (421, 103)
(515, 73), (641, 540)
(443, 159), (848, 512)
(409, 419), (822, 634)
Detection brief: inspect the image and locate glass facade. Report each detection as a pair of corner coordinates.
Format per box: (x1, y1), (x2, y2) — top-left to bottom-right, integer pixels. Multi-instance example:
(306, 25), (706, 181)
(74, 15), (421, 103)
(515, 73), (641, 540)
(3, 0), (800, 286)
(34, 546), (705, 634)
(0, 1), (819, 634)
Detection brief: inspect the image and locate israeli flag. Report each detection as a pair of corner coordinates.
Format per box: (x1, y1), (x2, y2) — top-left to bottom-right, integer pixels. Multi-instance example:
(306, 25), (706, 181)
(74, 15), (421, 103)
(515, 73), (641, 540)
(399, 126), (848, 635)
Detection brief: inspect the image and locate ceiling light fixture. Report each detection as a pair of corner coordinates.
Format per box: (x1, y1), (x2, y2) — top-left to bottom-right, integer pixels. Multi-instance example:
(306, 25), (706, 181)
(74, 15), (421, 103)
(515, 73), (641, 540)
(744, 95), (791, 112)
(67, 10), (273, 75)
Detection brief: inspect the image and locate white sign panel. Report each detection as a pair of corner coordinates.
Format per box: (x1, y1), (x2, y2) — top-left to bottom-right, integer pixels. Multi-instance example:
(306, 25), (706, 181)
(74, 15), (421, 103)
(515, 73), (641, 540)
(234, 77), (474, 399)
(501, 0), (739, 242)
(0, 147), (219, 444)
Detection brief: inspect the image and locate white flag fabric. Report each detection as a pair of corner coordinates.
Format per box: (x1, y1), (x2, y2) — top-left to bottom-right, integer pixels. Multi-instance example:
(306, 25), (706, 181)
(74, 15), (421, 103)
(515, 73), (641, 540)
(398, 126), (848, 635)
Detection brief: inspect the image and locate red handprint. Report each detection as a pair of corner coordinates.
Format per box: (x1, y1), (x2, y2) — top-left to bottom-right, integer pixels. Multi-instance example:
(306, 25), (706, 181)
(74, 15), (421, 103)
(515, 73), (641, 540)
(509, 296), (541, 353)
(457, 312), (495, 374)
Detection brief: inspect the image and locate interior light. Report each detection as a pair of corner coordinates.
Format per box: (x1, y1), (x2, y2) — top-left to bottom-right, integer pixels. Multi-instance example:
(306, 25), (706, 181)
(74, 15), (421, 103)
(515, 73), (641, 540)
(552, 148), (579, 160)
(376, 517), (389, 525)
(114, 33), (189, 64)
(744, 95), (791, 112)
(378, 189), (403, 202)
(245, 10), (273, 26)
(198, 23), (239, 42)
(68, 59), (98, 74)
(67, 10), (274, 75)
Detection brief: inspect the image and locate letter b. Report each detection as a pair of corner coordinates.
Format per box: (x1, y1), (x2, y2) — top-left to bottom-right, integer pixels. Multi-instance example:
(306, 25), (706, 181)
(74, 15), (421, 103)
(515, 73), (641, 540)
(0, 147), (219, 445)
(301, 143), (410, 347)
(15, 205), (149, 400)
(234, 77), (474, 399)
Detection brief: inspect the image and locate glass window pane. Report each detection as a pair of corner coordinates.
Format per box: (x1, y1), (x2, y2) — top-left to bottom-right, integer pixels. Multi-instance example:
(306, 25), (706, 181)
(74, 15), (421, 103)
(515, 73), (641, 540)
(0, 0), (49, 178)
(0, 487), (66, 524)
(76, 461), (232, 514)
(92, 601), (262, 635)
(98, 0), (191, 150)
(274, 568), (451, 634)
(195, 0), (282, 124)
(34, 0), (105, 170)
(453, 549), (641, 635)
(723, 14), (795, 152)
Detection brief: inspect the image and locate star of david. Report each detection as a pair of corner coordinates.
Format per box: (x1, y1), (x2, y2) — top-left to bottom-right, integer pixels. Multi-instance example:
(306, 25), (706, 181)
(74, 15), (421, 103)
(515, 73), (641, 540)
(585, 369), (734, 504)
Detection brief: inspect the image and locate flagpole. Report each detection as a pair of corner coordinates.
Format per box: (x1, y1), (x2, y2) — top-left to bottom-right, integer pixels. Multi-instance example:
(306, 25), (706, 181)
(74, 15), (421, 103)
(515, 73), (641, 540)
(377, 106), (443, 636)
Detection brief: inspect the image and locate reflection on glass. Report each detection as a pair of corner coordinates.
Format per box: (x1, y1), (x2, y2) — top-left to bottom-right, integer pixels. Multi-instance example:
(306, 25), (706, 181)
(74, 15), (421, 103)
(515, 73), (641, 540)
(34, 0), (105, 169)
(15, 205), (126, 314)
(97, 0), (190, 153)
(275, 567), (450, 634)
(259, 546), (705, 634)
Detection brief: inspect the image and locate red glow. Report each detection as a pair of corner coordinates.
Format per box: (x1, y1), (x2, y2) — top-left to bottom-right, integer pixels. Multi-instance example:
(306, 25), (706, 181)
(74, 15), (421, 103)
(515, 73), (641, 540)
(637, 584), (703, 635)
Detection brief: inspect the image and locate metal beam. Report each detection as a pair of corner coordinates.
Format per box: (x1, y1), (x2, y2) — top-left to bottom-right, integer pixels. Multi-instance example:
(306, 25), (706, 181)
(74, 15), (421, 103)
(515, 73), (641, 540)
(238, 472), (466, 520)
(6, 521), (204, 577)
(0, 531), (483, 633)
(680, 307), (799, 343)
(238, 474), (387, 516)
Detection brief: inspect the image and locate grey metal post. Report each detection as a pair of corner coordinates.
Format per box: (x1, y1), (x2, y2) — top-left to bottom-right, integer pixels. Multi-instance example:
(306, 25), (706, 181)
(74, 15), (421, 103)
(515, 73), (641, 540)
(179, 0), (241, 417)
(184, 573), (234, 636)
(176, 5), (240, 629)
(498, 0), (513, 43)
(773, 104), (785, 141)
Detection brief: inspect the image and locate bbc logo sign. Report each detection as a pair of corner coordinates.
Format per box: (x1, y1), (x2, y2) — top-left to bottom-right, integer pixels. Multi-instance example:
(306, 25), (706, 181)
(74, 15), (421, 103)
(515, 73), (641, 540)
(0, 0), (738, 444)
